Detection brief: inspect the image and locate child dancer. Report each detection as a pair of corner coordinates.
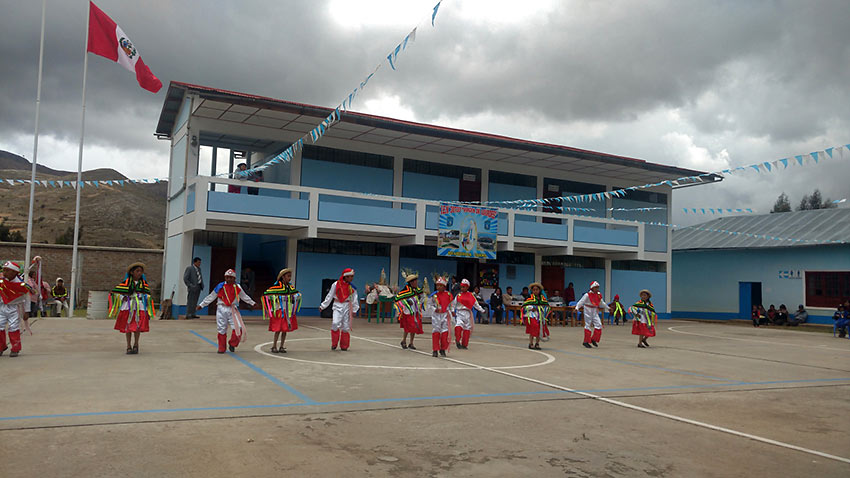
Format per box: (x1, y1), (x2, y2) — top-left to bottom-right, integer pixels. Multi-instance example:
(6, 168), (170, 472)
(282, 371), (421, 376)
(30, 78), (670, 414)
(609, 294), (626, 325)
(576, 281), (608, 348)
(629, 289), (657, 348)
(197, 269), (256, 353)
(428, 276), (453, 357)
(451, 279), (485, 350)
(262, 268), (301, 353)
(395, 272), (425, 350)
(0, 261), (33, 357)
(522, 282), (550, 350)
(108, 262), (155, 355)
(320, 268), (359, 350)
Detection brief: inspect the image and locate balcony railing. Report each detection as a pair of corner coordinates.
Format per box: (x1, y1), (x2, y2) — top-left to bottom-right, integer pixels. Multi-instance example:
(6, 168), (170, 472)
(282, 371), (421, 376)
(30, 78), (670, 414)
(171, 177), (666, 255)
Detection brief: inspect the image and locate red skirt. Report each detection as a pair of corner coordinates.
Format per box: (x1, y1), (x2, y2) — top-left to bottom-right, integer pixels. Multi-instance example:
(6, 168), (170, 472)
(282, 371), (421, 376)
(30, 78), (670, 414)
(114, 310), (150, 333)
(269, 312), (298, 332)
(631, 320), (656, 337)
(399, 313), (424, 334)
(525, 318), (550, 338)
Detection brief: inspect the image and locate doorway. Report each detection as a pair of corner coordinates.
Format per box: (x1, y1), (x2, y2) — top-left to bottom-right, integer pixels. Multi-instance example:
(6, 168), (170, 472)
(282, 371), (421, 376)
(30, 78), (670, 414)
(738, 282), (763, 319)
(456, 261), (477, 286)
(458, 172), (481, 203)
(542, 266), (564, 297)
(206, 247), (236, 316)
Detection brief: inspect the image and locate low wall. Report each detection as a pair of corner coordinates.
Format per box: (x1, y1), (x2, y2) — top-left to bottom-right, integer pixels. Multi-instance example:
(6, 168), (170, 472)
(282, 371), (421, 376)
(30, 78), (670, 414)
(0, 241), (163, 308)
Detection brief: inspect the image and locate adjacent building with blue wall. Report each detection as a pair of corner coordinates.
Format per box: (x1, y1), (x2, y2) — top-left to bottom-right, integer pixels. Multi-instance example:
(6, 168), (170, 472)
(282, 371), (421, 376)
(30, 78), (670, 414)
(156, 82), (715, 317)
(672, 208), (850, 324)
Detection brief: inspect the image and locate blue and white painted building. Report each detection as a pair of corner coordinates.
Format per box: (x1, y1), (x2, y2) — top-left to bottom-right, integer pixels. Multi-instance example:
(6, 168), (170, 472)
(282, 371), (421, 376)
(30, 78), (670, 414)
(156, 82), (716, 317)
(672, 208), (850, 324)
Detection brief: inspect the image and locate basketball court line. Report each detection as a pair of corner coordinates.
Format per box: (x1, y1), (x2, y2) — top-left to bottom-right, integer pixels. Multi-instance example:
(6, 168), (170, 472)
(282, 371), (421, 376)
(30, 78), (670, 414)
(668, 326), (850, 352)
(324, 326), (850, 465)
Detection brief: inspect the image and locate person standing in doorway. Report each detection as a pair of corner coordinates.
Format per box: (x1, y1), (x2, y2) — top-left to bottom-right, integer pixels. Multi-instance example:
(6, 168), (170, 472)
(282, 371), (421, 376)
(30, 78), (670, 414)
(183, 257), (203, 319)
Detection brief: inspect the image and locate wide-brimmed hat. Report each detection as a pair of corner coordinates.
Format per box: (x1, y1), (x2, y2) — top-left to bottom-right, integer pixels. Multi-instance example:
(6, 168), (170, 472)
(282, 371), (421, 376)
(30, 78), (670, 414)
(529, 282), (544, 291)
(639, 289), (652, 298)
(126, 262), (145, 273)
(277, 268), (293, 281)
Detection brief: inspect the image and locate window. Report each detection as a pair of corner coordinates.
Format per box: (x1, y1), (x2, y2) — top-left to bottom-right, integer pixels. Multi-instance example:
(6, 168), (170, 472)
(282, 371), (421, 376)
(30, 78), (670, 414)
(612, 188), (668, 204)
(490, 170), (535, 188)
(612, 260), (667, 273)
(805, 271), (850, 307)
(542, 256), (604, 269)
(303, 145), (393, 169)
(404, 158), (480, 180)
(298, 239), (390, 257)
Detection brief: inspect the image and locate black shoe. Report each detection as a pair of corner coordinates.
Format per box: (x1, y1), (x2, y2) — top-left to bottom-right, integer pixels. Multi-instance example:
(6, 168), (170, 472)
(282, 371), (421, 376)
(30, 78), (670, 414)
(440, 349), (446, 357)
(332, 345), (337, 350)
(9, 351), (19, 357)
(229, 345), (235, 352)
(582, 343), (592, 348)
(340, 348), (348, 351)
(591, 341), (598, 347)
(638, 343), (646, 348)
(529, 344), (534, 349)
(642, 340), (650, 347)
(408, 344), (416, 350)
(280, 348), (287, 353)
(217, 350), (225, 354)
(432, 351), (439, 357)
(401, 341), (408, 349)
(534, 344), (541, 350)
(456, 341), (461, 348)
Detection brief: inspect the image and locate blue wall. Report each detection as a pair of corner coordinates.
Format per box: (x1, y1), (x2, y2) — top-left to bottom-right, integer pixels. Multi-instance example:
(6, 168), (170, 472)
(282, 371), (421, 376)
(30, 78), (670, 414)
(612, 197), (668, 252)
(403, 172), (459, 201)
(611, 270), (667, 313)
(399, 257), (458, 285)
(296, 252), (391, 313)
(564, 268), (606, 301)
(490, 183), (536, 222)
(499, 263), (535, 294)
(301, 158), (393, 207)
(673, 245), (850, 324)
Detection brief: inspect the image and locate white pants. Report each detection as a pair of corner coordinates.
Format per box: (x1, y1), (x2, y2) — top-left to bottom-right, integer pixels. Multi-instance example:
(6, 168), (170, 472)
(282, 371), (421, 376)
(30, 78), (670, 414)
(454, 309), (473, 331)
(331, 304), (353, 332)
(583, 309), (602, 331)
(431, 311), (450, 333)
(0, 303), (22, 332)
(216, 307), (237, 335)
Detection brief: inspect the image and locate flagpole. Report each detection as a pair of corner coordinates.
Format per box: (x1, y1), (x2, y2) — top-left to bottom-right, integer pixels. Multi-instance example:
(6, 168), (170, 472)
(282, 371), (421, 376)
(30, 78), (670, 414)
(69, 4), (90, 318)
(24, 0), (47, 271)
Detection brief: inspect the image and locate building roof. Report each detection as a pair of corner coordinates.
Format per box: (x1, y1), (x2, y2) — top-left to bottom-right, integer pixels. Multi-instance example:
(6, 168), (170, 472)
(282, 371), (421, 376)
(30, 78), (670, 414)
(156, 81), (718, 186)
(673, 208), (850, 250)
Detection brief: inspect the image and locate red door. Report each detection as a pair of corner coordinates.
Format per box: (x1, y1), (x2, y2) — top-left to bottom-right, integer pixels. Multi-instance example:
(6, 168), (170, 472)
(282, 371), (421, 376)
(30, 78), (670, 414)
(541, 266), (564, 297)
(459, 172), (481, 203)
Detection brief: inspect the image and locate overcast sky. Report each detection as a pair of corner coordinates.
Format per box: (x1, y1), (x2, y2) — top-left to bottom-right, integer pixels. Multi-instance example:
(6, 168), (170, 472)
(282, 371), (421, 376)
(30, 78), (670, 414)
(1, 0), (848, 226)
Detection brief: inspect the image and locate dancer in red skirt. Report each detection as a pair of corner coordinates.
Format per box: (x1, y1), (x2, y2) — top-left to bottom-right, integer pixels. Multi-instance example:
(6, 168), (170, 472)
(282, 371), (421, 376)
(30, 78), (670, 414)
(629, 289), (657, 348)
(108, 262), (155, 355)
(262, 268), (301, 353)
(521, 282), (550, 349)
(0, 261), (33, 357)
(395, 272), (425, 350)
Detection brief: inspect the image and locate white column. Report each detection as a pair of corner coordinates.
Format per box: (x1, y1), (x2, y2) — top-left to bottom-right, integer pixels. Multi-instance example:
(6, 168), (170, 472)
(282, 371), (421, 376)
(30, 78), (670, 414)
(390, 244), (400, 287)
(392, 156), (403, 209)
(604, 258), (612, 302)
(534, 253), (542, 282)
(175, 230), (195, 308)
(480, 168), (489, 203)
(235, 232), (244, 280)
(666, 186), (673, 315)
(287, 237), (298, 271)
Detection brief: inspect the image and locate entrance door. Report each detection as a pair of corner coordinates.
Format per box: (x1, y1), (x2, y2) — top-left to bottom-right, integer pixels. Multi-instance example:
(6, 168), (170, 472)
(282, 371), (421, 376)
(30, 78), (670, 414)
(542, 266), (564, 297)
(459, 172), (481, 203)
(456, 261), (477, 287)
(207, 247), (237, 316)
(738, 282), (763, 319)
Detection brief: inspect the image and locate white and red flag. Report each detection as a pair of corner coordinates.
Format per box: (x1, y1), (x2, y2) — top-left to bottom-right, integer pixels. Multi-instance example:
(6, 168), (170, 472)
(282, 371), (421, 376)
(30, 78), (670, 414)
(86, 2), (162, 93)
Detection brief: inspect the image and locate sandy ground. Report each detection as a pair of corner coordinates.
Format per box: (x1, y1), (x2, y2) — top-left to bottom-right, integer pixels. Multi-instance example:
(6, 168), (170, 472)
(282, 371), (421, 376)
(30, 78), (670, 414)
(1, 316), (848, 477)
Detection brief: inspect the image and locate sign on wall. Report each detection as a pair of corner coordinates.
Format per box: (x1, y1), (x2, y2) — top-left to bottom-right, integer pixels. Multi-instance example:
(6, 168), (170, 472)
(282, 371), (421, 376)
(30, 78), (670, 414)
(438, 203), (498, 259)
(778, 270), (802, 279)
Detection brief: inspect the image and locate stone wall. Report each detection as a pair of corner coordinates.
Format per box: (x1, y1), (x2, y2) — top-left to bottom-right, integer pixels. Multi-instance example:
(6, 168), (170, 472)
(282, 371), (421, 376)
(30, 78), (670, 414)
(0, 242), (163, 308)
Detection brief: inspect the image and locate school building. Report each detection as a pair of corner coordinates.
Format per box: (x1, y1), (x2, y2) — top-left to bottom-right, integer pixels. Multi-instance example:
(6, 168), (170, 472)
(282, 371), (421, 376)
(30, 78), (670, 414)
(672, 208), (850, 324)
(155, 81), (717, 317)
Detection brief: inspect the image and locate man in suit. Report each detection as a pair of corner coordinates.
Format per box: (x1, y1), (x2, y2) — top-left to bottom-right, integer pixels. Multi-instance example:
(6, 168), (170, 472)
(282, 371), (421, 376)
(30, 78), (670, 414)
(184, 257), (204, 319)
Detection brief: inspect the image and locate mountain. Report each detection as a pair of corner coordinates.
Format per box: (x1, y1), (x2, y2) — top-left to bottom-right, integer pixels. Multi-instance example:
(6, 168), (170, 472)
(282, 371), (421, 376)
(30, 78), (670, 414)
(0, 150), (166, 249)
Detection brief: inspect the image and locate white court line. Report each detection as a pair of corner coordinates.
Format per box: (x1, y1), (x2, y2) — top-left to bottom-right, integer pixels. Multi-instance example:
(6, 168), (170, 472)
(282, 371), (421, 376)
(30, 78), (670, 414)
(668, 326), (850, 352)
(309, 325), (850, 465)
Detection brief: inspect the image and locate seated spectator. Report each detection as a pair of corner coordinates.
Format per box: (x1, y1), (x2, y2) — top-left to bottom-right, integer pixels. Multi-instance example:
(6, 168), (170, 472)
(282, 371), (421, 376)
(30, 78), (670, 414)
(521, 286), (531, 300)
(834, 304), (848, 338)
(788, 304), (808, 326)
(767, 305), (777, 324)
(549, 289), (565, 306)
(751, 305), (760, 327)
(51, 278), (68, 317)
(490, 287), (504, 324)
(775, 304), (789, 326)
(758, 305), (769, 326)
(473, 286), (490, 323)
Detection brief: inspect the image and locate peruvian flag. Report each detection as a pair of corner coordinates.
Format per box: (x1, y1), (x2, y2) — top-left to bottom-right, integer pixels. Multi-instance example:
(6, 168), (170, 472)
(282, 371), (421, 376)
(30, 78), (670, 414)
(86, 2), (162, 93)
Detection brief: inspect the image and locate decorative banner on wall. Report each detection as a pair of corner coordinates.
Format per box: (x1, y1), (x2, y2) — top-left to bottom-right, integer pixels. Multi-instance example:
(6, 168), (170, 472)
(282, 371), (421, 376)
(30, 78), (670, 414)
(438, 203), (498, 259)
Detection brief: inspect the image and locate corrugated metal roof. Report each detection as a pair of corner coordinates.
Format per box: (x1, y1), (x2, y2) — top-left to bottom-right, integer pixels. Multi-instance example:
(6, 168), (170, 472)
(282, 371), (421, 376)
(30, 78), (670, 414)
(672, 208), (850, 250)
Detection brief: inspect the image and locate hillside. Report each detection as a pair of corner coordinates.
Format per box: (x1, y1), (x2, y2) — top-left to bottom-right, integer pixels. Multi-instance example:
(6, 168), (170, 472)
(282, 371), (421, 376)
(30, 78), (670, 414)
(0, 150), (167, 249)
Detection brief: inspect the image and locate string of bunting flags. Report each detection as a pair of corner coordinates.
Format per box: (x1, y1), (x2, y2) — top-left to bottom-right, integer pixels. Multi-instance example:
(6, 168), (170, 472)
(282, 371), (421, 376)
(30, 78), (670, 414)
(474, 142), (850, 207)
(225, 0), (445, 179)
(1, 178), (166, 188)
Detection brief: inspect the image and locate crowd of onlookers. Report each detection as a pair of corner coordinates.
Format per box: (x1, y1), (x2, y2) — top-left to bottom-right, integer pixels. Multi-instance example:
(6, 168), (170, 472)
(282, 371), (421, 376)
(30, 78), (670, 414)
(751, 304), (809, 327)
